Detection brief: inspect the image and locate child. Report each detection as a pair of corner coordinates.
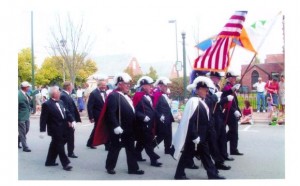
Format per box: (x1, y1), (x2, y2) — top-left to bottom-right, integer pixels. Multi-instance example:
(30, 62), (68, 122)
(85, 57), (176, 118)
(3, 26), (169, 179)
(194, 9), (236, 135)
(240, 100), (254, 125)
(267, 97), (273, 118)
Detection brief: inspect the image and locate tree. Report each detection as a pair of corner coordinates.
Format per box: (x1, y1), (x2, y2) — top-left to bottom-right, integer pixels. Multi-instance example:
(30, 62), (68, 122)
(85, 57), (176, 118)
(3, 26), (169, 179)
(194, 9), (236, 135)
(169, 76), (190, 101)
(76, 59), (98, 86)
(49, 13), (93, 85)
(36, 56), (98, 87)
(35, 57), (63, 86)
(18, 48), (37, 84)
(145, 66), (158, 80)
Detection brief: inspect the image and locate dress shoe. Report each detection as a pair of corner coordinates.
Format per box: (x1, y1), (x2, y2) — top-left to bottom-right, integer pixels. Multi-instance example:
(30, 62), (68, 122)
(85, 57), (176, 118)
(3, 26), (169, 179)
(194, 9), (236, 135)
(128, 170), (144, 175)
(151, 160), (162, 167)
(63, 165), (73, 171)
(230, 150), (244, 155)
(174, 175), (189, 180)
(68, 153), (78, 158)
(136, 157), (146, 162)
(18, 144), (22, 149)
(215, 163), (231, 170)
(107, 169), (116, 174)
(208, 174), (226, 179)
(23, 148), (31, 152)
(224, 156), (234, 161)
(87, 145), (97, 149)
(45, 163), (59, 166)
(186, 164), (199, 169)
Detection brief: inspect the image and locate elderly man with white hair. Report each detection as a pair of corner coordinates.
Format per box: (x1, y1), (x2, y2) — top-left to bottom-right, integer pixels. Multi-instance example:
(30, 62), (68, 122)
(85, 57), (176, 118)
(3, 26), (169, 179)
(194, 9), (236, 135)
(39, 86), (76, 171)
(253, 77), (266, 112)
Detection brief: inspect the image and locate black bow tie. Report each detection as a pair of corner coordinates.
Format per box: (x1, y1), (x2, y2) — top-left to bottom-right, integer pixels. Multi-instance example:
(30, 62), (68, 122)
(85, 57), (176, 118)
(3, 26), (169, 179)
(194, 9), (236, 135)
(100, 90), (106, 93)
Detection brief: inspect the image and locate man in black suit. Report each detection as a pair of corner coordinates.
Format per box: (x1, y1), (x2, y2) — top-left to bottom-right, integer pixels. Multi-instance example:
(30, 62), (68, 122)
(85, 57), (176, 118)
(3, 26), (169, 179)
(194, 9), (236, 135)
(222, 71), (243, 156)
(39, 86), (75, 171)
(60, 81), (81, 158)
(173, 76), (225, 180)
(86, 79), (109, 149)
(152, 77), (175, 154)
(104, 73), (144, 175)
(133, 76), (161, 167)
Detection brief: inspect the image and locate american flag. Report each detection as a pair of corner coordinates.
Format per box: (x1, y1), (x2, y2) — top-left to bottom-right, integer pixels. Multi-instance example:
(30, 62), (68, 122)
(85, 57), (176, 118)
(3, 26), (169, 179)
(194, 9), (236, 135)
(194, 11), (247, 72)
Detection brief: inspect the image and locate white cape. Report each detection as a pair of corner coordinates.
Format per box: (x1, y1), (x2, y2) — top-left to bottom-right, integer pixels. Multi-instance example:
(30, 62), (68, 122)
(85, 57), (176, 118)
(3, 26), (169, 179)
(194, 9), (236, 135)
(172, 97), (200, 160)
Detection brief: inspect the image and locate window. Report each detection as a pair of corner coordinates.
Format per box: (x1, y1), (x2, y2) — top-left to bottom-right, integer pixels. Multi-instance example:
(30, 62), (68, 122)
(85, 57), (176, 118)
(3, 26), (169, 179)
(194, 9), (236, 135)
(251, 70), (259, 89)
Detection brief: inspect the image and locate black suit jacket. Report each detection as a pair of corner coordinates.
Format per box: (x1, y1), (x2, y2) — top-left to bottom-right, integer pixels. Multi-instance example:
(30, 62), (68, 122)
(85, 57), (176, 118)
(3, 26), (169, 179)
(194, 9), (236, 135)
(40, 99), (75, 136)
(155, 95), (174, 125)
(60, 91), (81, 122)
(221, 82), (241, 117)
(187, 100), (209, 142)
(135, 95), (155, 131)
(87, 88), (106, 122)
(105, 92), (136, 135)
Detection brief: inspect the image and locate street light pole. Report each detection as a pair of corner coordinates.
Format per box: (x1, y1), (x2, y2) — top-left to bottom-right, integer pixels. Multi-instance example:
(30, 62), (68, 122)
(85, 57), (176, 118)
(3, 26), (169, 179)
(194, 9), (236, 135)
(169, 20), (179, 78)
(182, 32), (187, 99)
(31, 11), (36, 114)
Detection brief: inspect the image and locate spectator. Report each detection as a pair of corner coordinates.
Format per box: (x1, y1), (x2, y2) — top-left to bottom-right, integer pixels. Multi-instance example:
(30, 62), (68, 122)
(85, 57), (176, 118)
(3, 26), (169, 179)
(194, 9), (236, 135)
(240, 100), (253, 125)
(76, 86), (85, 112)
(18, 81), (32, 152)
(278, 74), (285, 114)
(265, 77), (279, 106)
(252, 77), (266, 112)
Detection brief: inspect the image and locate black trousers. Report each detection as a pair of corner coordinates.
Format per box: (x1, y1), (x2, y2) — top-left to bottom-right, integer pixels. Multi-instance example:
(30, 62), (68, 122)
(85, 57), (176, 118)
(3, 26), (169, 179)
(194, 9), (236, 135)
(153, 122), (172, 152)
(207, 124), (224, 164)
(135, 128), (160, 162)
(175, 140), (218, 178)
(87, 119), (110, 149)
(86, 120), (97, 146)
(105, 132), (139, 172)
(66, 127), (75, 155)
(214, 115), (229, 159)
(227, 116), (239, 153)
(46, 135), (70, 167)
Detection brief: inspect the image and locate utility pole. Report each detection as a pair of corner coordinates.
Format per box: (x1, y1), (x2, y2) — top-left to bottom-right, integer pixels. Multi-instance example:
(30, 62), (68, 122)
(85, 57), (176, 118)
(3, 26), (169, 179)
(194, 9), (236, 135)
(31, 11), (36, 114)
(182, 32), (187, 99)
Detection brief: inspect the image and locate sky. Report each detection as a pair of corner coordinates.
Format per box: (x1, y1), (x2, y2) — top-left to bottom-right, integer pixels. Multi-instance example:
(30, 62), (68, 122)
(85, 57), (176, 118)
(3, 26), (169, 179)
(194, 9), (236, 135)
(16, 0), (286, 76)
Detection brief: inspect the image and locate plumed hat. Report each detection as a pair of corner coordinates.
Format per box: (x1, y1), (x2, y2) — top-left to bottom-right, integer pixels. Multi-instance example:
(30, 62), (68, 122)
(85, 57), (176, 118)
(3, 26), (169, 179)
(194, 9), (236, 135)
(154, 77), (172, 87)
(186, 76), (215, 92)
(113, 73), (132, 85)
(134, 76), (154, 89)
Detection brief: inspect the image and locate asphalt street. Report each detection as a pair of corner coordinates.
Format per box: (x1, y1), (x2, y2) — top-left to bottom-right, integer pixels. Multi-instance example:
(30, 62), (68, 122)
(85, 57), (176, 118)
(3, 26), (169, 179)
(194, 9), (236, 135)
(18, 116), (285, 180)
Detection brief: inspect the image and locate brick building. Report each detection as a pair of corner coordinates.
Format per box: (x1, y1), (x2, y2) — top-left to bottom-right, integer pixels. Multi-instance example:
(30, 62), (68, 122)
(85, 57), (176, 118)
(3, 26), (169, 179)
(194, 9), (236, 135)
(240, 54), (284, 92)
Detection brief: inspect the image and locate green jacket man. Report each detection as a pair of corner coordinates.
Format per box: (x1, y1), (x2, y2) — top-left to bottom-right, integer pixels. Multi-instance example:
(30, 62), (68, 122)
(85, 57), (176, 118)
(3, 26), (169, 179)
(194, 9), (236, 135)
(18, 81), (32, 152)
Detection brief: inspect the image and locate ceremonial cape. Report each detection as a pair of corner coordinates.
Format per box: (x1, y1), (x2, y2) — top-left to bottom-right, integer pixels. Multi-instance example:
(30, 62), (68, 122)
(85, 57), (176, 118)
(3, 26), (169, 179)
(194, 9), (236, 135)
(172, 97), (207, 160)
(92, 90), (116, 146)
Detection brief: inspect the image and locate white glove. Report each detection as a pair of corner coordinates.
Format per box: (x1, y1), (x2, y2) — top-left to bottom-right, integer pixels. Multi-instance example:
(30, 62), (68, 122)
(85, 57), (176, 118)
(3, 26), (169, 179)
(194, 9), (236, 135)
(232, 84), (241, 91)
(214, 92), (222, 103)
(234, 110), (242, 118)
(39, 132), (46, 139)
(114, 126), (123, 135)
(144, 116), (150, 122)
(70, 121), (76, 128)
(160, 115), (165, 123)
(227, 95), (234, 101)
(192, 136), (200, 144)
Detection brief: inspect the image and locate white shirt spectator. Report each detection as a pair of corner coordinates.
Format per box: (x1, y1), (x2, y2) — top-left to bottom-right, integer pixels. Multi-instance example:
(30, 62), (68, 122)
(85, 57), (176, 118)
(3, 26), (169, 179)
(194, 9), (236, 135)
(41, 88), (49, 99)
(253, 81), (266, 93)
(76, 89), (84, 98)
